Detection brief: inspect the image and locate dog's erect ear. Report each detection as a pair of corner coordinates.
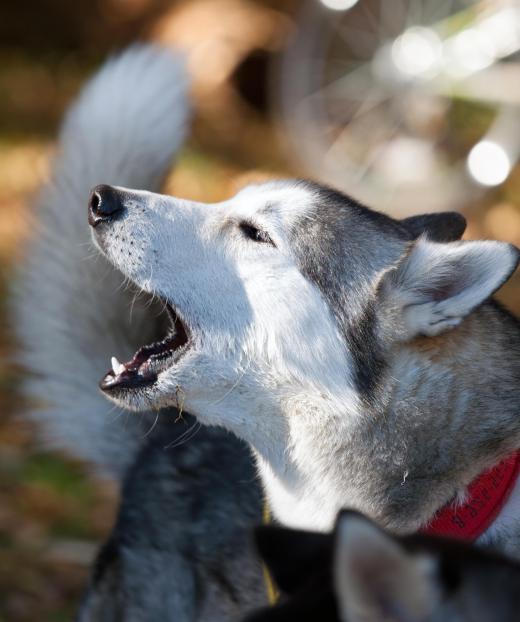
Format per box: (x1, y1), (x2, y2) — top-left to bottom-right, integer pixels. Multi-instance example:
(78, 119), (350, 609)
(334, 511), (438, 622)
(401, 212), (467, 242)
(255, 525), (332, 595)
(379, 238), (520, 339)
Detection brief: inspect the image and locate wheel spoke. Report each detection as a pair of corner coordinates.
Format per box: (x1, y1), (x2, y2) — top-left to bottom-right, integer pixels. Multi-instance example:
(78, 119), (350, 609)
(323, 89), (393, 162)
(332, 19), (380, 59)
(298, 62), (374, 106)
(359, 0), (382, 37)
(379, 0), (408, 39)
(423, 0), (455, 25)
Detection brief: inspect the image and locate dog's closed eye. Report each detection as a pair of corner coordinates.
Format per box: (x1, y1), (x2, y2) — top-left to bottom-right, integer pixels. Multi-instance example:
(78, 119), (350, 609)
(239, 222), (275, 246)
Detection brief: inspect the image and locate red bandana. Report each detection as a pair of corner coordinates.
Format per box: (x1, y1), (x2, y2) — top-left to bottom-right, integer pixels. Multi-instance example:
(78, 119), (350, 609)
(421, 450), (520, 541)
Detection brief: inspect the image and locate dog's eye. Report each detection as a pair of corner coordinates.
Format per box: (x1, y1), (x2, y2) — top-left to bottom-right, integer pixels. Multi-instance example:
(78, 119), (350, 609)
(239, 222), (275, 246)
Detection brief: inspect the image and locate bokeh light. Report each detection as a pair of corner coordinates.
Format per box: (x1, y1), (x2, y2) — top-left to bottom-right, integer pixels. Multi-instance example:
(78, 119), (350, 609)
(391, 27), (443, 79)
(320, 0), (359, 12)
(467, 140), (511, 186)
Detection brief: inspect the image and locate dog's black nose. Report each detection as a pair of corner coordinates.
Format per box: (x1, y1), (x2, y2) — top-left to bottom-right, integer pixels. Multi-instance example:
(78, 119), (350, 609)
(88, 184), (124, 227)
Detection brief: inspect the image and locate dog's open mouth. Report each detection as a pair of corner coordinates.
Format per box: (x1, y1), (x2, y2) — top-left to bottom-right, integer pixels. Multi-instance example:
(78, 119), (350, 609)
(100, 304), (190, 392)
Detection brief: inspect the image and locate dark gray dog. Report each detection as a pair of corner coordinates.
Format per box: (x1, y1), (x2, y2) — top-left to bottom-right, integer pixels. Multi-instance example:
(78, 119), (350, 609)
(247, 511), (520, 622)
(78, 418), (265, 621)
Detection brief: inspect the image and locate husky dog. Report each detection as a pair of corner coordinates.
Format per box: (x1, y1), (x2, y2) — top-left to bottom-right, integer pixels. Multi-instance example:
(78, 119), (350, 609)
(87, 169), (520, 550)
(246, 510), (520, 622)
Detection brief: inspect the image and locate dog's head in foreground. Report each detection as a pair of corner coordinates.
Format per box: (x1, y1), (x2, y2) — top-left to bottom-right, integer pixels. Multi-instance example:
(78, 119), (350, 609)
(246, 510), (520, 622)
(88, 180), (520, 533)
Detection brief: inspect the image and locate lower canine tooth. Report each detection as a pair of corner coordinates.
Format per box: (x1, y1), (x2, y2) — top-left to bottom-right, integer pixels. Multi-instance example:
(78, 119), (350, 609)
(111, 356), (123, 375)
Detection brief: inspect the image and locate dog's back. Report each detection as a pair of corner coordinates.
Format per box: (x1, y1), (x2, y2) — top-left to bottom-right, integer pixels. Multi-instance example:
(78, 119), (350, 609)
(78, 417), (264, 622)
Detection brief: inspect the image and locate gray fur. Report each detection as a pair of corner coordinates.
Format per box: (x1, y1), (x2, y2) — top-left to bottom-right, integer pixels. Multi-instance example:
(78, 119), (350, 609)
(288, 183), (469, 398)
(288, 183), (410, 398)
(78, 418), (265, 622)
(288, 181), (520, 541)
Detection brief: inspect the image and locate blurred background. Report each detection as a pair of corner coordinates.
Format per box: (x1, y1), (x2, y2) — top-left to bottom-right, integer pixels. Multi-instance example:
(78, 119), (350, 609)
(0, 0), (519, 619)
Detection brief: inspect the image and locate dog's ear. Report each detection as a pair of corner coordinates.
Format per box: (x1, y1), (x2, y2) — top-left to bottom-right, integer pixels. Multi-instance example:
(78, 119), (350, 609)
(334, 511), (439, 622)
(401, 212), (466, 242)
(378, 238), (520, 339)
(254, 525), (332, 595)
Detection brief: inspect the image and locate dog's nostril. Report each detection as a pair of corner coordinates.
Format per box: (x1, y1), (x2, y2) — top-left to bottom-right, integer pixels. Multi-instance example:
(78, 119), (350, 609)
(88, 184), (124, 227)
(90, 192), (101, 213)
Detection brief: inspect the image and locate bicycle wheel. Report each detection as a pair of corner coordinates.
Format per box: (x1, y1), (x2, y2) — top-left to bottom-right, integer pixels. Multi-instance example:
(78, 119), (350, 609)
(275, 0), (520, 214)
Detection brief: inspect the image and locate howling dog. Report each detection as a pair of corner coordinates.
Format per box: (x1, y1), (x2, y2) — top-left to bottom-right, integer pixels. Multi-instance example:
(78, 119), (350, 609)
(14, 44), (520, 619)
(88, 118), (519, 540)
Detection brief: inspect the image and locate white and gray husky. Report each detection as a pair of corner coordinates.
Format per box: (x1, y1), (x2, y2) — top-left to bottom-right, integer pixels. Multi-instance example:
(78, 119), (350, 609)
(14, 45), (520, 620)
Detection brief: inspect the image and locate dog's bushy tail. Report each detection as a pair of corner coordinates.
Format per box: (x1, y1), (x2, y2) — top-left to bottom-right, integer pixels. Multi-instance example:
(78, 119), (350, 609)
(13, 45), (190, 478)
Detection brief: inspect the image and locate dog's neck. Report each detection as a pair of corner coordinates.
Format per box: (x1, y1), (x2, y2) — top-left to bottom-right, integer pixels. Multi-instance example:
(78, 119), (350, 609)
(255, 302), (520, 539)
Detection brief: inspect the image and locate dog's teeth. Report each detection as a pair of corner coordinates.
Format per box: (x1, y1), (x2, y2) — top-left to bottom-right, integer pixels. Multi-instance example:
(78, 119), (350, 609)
(111, 356), (126, 375)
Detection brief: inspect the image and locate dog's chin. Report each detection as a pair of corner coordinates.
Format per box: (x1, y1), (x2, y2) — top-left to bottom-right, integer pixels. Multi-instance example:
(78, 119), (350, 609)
(102, 381), (177, 413)
(102, 385), (158, 412)
(99, 302), (192, 407)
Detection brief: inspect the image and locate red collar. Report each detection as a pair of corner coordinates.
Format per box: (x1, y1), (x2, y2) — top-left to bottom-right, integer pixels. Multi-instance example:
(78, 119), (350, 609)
(421, 450), (520, 541)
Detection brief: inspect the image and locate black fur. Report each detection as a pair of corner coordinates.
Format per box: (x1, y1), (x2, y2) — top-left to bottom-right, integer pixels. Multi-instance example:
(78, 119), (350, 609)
(243, 511), (520, 622)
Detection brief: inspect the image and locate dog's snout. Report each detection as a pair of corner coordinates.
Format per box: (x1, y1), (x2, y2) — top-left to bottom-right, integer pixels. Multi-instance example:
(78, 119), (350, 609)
(88, 184), (124, 227)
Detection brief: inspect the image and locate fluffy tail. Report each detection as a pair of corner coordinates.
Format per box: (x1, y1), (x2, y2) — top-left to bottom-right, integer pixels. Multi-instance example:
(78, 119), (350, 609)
(13, 45), (190, 478)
